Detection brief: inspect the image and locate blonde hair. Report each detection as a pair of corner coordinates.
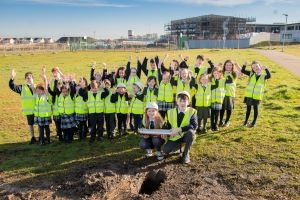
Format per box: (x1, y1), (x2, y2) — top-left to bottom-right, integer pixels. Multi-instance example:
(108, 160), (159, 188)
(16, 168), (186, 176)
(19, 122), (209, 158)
(143, 109), (164, 129)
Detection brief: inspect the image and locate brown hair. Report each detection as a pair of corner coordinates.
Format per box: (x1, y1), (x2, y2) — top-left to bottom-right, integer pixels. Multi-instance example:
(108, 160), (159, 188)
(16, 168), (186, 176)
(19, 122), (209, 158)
(223, 60), (237, 78)
(177, 93), (189, 101)
(61, 83), (70, 91)
(36, 83), (45, 91)
(90, 80), (98, 89)
(198, 73), (209, 84)
(210, 66), (224, 81)
(143, 109), (164, 129)
(196, 55), (204, 61)
(51, 67), (59, 73)
(24, 72), (33, 79)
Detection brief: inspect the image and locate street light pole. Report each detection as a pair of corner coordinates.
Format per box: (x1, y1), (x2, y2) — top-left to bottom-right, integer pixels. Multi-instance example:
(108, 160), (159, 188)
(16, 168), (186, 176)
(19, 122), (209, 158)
(282, 13), (288, 52)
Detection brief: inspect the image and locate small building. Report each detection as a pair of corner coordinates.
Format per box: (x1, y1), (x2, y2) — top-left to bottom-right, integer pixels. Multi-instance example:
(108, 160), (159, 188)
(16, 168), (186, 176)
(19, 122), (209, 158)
(44, 38), (54, 44)
(1, 38), (15, 44)
(34, 38), (45, 43)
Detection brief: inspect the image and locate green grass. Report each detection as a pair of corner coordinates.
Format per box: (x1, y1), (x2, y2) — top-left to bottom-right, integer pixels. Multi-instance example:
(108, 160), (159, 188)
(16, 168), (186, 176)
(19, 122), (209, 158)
(0, 49), (299, 197)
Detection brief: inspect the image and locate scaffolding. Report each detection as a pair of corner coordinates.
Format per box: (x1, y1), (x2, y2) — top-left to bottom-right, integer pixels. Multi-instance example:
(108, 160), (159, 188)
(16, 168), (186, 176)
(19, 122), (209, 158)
(165, 14), (256, 41)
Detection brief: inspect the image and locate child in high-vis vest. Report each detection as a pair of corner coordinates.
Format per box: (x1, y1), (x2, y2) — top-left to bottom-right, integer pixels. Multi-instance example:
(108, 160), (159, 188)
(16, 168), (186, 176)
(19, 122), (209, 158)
(57, 80), (77, 143)
(163, 91), (197, 164)
(192, 55), (214, 80)
(83, 80), (108, 142)
(34, 68), (52, 144)
(111, 83), (130, 137)
(75, 77), (89, 141)
(139, 102), (165, 161)
(103, 79), (116, 139)
(241, 61), (271, 127)
(194, 73), (211, 134)
(143, 76), (158, 105)
(9, 69), (37, 144)
(219, 60), (241, 128)
(210, 67), (225, 131)
(129, 82), (144, 133)
(113, 66), (127, 87)
(140, 56), (159, 78)
(157, 70), (174, 119)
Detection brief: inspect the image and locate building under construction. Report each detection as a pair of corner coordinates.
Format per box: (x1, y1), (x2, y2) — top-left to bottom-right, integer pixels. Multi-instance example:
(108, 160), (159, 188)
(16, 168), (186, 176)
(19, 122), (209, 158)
(165, 14), (256, 40)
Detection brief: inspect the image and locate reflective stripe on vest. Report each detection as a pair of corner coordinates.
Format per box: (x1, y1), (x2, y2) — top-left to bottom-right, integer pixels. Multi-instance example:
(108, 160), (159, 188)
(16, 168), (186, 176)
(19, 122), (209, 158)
(52, 95), (59, 116)
(211, 79), (225, 104)
(21, 85), (35, 115)
(116, 78), (127, 85)
(224, 73), (237, 97)
(104, 91), (116, 113)
(116, 94), (128, 114)
(195, 84), (211, 107)
(157, 83), (173, 102)
(145, 88), (157, 104)
(87, 91), (104, 113)
(34, 95), (52, 117)
(58, 94), (75, 114)
(126, 76), (140, 95)
(167, 107), (195, 141)
(148, 70), (158, 78)
(245, 73), (265, 100)
(177, 79), (191, 95)
(129, 96), (144, 114)
(75, 95), (88, 114)
(192, 66), (207, 79)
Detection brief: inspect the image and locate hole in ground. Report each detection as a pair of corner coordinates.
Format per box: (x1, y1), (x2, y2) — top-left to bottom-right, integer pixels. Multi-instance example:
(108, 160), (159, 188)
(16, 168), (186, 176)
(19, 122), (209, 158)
(139, 170), (167, 195)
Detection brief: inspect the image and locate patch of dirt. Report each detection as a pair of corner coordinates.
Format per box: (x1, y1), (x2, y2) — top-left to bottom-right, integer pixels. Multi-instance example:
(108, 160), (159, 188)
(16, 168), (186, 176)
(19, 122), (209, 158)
(0, 156), (299, 200)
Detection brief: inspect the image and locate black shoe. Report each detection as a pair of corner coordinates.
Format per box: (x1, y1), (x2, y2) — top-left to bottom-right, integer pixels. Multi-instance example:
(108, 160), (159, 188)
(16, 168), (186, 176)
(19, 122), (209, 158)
(243, 121), (249, 127)
(219, 121), (225, 127)
(89, 137), (95, 143)
(118, 129), (122, 137)
(196, 128), (201, 134)
(202, 128), (208, 133)
(215, 125), (219, 131)
(249, 122), (256, 128)
(98, 137), (103, 142)
(29, 137), (37, 145)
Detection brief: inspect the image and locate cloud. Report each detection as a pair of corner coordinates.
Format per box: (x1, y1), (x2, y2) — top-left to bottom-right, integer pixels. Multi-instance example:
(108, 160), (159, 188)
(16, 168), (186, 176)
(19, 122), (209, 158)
(19, 0), (134, 8)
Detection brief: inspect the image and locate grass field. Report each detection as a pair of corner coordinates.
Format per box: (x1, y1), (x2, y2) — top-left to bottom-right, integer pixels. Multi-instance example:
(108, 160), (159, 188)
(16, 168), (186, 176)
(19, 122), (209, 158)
(0, 49), (299, 198)
(256, 43), (300, 57)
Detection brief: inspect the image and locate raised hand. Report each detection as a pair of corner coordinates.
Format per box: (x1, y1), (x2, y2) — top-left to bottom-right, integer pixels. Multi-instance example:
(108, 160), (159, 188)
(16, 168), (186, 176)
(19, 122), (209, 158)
(11, 69), (16, 79)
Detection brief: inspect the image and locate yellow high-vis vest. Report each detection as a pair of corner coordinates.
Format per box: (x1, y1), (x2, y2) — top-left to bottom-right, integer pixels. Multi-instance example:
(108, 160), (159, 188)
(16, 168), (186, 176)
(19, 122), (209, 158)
(104, 90), (116, 114)
(157, 82), (173, 103)
(195, 84), (211, 107)
(58, 94), (75, 115)
(211, 79), (225, 104)
(75, 95), (88, 114)
(167, 107), (196, 141)
(34, 95), (52, 117)
(115, 94), (128, 114)
(87, 91), (104, 114)
(21, 84), (35, 115)
(245, 73), (266, 100)
(129, 96), (144, 114)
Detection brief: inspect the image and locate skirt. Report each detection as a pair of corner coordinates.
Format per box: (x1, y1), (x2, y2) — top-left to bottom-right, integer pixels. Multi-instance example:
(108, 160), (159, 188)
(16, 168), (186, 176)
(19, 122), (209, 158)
(222, 96), (234, 110)
(61, 114), (77, 129)
(34, 116), (52, 126)
(196, 107), (210, 119)
(75, 113), (88, 122)
(211, 103), (222, 111)
(244, 97), (260, 106)
(157, 101), (174, 111)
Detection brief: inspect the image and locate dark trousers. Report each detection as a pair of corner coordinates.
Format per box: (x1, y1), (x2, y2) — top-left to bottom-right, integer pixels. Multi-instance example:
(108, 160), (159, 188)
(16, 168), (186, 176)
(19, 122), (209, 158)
(77, 120), (88, 140)
(54, 117), (62, 140)
(117, 113), (127, 131)
(163, 130), (196, 157)
(89, 113), (104, 139)
(140, 137), (165, 151)
(245, 105), (258, 125)
(105, 113), (116, 138)
(133, 114), (143, 132)
(62, 128), (74, 143)
(38, 125), (50, 144)
(211, 109), (220, 128)
(220, 109), (232, 124)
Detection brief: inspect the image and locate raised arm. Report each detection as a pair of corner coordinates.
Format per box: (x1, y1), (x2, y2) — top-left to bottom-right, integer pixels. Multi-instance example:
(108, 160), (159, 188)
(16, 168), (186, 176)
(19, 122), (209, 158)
(9, 69), (22, 94)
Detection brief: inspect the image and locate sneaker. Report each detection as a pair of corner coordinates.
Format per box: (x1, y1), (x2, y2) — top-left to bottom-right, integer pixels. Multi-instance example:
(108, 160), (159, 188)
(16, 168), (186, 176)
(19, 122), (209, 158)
(156, 151), (164, 161)
(202, 128), (208, 133)
(29, 137), (36, 145)
(249, 122), (256, 128)
(145, 149), (153, 157)
(196, 128), (201, 134)
(224, 121), (230, 127)
(219, 121), (225, 127)
(98, 137), (103, 142)
(182, 155), (190, 164)
(243, 121), (249, 127)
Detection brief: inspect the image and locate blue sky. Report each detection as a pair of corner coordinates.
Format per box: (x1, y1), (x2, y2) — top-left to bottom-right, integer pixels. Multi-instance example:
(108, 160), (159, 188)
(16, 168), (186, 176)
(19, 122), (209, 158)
(0, 0), (299, 39)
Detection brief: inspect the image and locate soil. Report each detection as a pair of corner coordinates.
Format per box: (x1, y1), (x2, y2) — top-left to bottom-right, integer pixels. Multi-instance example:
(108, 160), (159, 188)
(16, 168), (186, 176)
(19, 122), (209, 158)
(0, 154), (298, 200)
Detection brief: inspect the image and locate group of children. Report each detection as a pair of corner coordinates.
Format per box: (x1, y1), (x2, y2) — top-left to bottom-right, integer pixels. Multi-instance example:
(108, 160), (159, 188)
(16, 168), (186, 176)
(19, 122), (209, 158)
(9, 53), (271, 163)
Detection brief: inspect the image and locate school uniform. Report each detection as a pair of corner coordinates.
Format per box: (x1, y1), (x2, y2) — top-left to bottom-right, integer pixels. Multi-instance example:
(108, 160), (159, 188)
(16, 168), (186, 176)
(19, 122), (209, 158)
(163, 107), (197, 163)
(84, 89), (106, 142)
(111, 92), (130, 136)
(129, 92), (144, 133)
(172, 77), (196, 106)
(139, 120), (165, 156)
(48, 80), (63, 141)
(210, 78), (225, 131)
(191, 60), (214, 80)
(140, 57), (159, 79)
(9, 79), (36, 144)
(143, 86), (158, 105)
(194, 83), (211, 132)
(241, 66), (271, 126)
(219, 72), (237, 126)
(75, 88), (89, 140)
(125, 60), (142, 95)
(104, 88), (116, 139)
(34, 94), (52, 144)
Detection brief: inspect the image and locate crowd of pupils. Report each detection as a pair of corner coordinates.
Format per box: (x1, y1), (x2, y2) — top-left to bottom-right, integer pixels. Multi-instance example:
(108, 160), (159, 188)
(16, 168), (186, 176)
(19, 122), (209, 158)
(9, 54), (271, 163)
